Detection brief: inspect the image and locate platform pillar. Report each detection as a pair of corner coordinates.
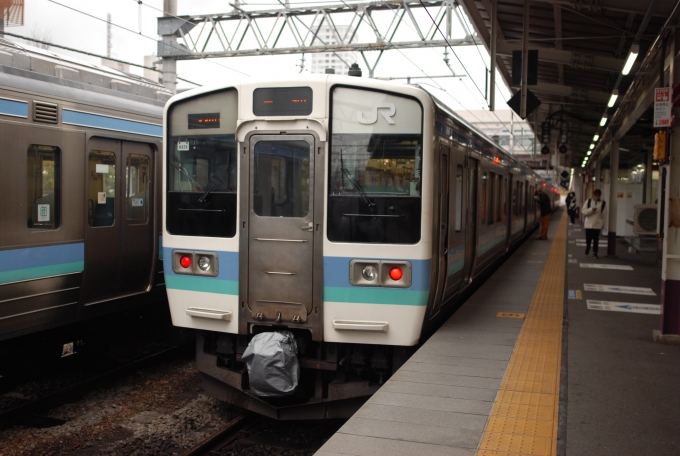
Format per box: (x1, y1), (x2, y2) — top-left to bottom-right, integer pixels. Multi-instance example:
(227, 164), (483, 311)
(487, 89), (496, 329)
(660, 29), (680, 336)
(161, 0), (178, 94)
(607, 140), (619, 256)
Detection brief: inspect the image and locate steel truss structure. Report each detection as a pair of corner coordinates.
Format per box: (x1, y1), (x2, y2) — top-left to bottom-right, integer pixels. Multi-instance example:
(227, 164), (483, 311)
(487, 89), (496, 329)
(157, 1), (476, 65)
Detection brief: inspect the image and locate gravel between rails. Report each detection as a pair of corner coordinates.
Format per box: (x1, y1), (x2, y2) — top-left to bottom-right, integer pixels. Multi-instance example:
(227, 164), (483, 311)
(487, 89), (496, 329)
(0, 357), (346, 456)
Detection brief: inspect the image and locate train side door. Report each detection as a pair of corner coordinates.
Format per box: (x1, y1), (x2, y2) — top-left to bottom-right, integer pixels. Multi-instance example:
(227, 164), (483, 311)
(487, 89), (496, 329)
(462, 157), (478, 283)
(430, 146), (450, 317)
(246, 135), (314, 324)
(82, 138), (155, 304)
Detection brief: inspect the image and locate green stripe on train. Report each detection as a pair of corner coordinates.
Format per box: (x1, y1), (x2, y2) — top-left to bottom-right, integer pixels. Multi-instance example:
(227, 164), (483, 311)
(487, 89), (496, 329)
(0, 261), (84, 284)
(165, 275), (238, 295)
(324, 287), (428, 306)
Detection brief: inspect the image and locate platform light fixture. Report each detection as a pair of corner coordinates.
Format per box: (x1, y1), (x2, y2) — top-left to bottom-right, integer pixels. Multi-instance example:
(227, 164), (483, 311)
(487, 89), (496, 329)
(608, 90), (619, 108)
(587, 151), (592, 156)
(600, 116), (608, 127)
(622, 43), (640, 76)
(589, 144), (595, 150)
(593, 134), (600, 142)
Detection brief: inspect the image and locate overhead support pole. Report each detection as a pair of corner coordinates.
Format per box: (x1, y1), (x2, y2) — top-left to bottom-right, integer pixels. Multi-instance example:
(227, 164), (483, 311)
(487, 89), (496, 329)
(489, 0), (497, 111)
(162, 0), (178, 94)
(659, 29), (680, 340)
(607, 140), (619, 257)
(520, 1), (530, 119)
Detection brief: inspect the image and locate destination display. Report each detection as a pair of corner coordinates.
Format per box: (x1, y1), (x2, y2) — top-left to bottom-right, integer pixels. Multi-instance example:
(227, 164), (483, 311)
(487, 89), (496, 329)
(253, 87), (313, 116)
(188, 112), (220, 129)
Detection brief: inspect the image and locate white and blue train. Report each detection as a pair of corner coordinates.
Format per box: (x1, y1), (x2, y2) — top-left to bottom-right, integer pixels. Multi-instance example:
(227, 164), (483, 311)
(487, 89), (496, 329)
(163, 74), (559, 419)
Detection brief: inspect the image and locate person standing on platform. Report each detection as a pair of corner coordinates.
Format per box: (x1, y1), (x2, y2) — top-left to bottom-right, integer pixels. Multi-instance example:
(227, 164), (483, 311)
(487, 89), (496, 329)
(535, 187), (552, 240)
(582, 189), (607, 259)
(566, 191), (577, 224)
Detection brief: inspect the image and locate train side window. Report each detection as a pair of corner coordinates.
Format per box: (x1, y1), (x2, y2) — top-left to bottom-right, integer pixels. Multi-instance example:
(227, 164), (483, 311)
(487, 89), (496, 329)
(88, 150), (116, 227)
(480, 172), (487, 224)
(455, 165), (463, 232)
(488, 172), (495, 225)
(496, 174), (502, 222)
(27, 145), (60, 229)
(127, 154), (150, 225)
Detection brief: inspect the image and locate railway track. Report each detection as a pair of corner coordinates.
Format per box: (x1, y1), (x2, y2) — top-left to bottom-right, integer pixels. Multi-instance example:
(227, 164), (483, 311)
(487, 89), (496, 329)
(0, 344), (179, 429)
(180, 414), (258, 456)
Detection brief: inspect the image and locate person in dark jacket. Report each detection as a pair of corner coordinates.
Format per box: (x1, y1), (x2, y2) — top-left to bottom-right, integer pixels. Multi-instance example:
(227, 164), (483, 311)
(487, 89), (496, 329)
(535, 187), (552, 240)
(566, 191), (577, 224)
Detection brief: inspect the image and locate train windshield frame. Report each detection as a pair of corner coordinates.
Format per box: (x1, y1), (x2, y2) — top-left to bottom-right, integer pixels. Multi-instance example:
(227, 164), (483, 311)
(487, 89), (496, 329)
(328, 86), (424, 244)
(166, 89), (239, 238)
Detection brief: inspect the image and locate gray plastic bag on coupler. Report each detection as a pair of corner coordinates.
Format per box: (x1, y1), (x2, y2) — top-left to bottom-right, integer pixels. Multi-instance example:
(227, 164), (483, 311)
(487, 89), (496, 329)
(242, 331), (300, 397)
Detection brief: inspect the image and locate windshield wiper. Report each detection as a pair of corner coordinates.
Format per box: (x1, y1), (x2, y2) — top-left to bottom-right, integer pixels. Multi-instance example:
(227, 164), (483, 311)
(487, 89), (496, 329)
(170, 154), (203, 192)
(198, 160), (231, 203)
(340, 149), (374, 207)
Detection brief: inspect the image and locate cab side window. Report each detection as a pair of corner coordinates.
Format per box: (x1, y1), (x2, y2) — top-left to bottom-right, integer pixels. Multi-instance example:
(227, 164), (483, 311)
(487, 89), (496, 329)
(27, 145), (60, 229)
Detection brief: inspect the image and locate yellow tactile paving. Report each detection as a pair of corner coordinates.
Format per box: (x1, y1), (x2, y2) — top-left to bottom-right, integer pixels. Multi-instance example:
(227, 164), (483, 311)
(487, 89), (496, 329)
(477, 212), (567, 456)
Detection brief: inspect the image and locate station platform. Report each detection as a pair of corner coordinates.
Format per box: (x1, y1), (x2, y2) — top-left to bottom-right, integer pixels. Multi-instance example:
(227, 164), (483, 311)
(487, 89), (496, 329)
(316, 210), (680, 456)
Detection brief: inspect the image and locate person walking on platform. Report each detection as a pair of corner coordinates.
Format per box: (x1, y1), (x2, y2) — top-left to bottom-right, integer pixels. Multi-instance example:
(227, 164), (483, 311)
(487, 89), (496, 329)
(535, 187), (552, 240)
(582, 189), (607, 259)
(566, 191), (577, 224)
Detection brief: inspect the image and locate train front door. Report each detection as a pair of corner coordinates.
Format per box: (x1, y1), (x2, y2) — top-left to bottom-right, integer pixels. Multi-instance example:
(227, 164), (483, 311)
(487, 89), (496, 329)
(462, 157), (478, 283)
(247, 135), (315, 324)
(82, 138), (155, 304)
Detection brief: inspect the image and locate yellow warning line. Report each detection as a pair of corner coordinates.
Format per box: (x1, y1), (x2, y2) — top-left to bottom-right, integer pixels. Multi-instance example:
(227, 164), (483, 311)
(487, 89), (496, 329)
(477, 212), (567, 456)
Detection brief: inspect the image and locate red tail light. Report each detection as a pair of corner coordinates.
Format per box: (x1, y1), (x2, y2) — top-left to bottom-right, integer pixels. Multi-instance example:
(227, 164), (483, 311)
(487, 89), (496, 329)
(389, 267), (403, 281)
(180, 255), (192, 269)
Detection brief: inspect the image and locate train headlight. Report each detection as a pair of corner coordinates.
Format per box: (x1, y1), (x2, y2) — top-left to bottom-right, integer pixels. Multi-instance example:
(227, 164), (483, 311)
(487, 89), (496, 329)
(180, 255), (192, 269)
(362, 265), (378, 281)
(198, 256), (211, 271)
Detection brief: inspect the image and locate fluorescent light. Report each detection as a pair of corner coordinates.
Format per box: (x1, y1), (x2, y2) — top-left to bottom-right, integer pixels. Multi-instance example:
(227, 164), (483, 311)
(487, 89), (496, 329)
(608, 90), (619, 107)
(593, 134), (600, 141)
(587, 151), (592, 156)
(622, 44), (640, 75)
(589, 144), (595, 150)
(600, 116), (607, 127)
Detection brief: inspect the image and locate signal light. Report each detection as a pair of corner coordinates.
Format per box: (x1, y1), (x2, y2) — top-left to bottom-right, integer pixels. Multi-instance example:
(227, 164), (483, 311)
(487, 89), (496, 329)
(180, 255), (192, 269)
(389, 267), (403, 281)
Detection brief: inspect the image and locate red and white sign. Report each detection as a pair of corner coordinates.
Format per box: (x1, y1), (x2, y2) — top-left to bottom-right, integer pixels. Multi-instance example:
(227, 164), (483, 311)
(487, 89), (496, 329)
(656, 87), (670, 102)
(654, 87), (672, 128)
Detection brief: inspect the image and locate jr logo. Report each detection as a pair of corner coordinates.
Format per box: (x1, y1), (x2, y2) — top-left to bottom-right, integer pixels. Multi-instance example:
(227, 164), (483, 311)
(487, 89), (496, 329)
(357, 103), (396, 125)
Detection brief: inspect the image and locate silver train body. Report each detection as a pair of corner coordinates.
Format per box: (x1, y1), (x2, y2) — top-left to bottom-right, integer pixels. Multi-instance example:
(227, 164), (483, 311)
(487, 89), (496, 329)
(163, 76), (559, 419)
(0, 39), (171, 370)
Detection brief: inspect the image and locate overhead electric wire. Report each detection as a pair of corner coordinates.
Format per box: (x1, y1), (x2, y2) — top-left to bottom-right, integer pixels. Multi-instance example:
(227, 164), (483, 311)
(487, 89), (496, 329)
(0, 30), (201, 86)
(48, 0), (250, 77)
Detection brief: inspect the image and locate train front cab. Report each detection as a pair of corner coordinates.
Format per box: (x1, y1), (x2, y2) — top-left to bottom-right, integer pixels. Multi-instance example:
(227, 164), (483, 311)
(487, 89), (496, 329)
(163, 79), (440, 418)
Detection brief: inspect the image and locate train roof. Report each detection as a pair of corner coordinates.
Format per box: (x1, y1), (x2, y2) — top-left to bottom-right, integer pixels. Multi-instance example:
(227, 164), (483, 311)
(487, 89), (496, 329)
(0, 38), (170, 108)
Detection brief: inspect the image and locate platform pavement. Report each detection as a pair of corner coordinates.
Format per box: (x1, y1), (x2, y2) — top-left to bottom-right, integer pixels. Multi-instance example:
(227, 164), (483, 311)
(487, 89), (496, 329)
(315, 212), (565, 456)
(565, 225), (680, 455)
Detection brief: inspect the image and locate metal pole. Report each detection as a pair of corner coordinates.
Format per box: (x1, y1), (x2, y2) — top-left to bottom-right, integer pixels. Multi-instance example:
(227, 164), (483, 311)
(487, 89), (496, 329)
(490, 0), (497, 111)
(520, 0), (529, 119)
(594, 160), (601, 188)
(607, 140), (619, 257)
(645, 149), (653, 204)
(162, 0), (178, 94)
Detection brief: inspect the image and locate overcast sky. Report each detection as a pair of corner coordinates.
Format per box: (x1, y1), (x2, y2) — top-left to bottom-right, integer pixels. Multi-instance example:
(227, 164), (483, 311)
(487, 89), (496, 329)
(8, 0), (530, 134)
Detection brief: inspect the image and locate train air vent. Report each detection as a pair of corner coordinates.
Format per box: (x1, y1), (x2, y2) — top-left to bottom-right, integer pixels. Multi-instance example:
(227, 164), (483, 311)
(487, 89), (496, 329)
(33, 101), (58, 124)
(633, 204), (658, 235)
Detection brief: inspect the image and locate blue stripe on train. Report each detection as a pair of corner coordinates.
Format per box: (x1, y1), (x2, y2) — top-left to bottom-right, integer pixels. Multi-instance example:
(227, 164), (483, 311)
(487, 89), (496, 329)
(62, 110), (162, 137)
(0, 243), (84, 284)
(323, 257), (430, 290)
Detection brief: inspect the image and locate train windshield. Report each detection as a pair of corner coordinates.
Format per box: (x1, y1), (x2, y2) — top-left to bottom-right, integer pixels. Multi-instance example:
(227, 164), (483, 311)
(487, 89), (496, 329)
(328, 87), (423, 244)
(330, 134), (421, 197)
(166, 89), (239, 238)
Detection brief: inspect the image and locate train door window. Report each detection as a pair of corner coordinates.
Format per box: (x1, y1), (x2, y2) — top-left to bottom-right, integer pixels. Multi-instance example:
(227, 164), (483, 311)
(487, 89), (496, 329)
(126, 154), (150, 225)
(253, 140), (310, 218)
(27, 145), (60, 229)
(455, 165), (463, 232)
(488, 172), (495, 225)
(88, 151), (116, 227)
(480, 172), (487, 224)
